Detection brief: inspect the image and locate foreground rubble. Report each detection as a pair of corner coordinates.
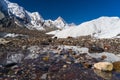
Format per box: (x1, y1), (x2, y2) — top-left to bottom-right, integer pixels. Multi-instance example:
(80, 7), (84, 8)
(0, 44), (120, 80)
(0, 29), (120, 80)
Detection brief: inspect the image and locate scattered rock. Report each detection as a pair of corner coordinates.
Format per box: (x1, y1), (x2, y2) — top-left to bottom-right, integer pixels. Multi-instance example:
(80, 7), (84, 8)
(25, 53), (39, 59)
(63, 65), (67, 68)
(0, 32), (119, 79)
(83, 62), (92, 68)
(104, 45), (111, 51)
(42, 56), (49, 61)
(94, 62), (113, 71)
(101, 55), (107, 60)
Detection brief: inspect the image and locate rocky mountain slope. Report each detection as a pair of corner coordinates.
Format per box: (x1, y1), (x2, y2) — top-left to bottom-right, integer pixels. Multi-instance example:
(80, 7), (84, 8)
(0, 0), (68, 30)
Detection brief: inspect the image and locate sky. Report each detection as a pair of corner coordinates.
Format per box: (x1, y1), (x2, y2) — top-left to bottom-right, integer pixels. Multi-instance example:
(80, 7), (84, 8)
(9, 0), (120, 24)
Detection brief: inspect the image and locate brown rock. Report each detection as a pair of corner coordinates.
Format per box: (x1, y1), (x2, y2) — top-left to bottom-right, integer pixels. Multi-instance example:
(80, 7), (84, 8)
(113, 61), (120, 72)
(83, 62), (92, 68)
(101, 55), (107, 60)
(42, 56), (49, 61)
(94, 62), (113, 71)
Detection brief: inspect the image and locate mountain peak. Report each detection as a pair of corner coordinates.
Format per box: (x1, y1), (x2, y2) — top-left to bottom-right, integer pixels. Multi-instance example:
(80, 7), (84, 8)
(52, 16), (68, 29)
(31, 12), (39, 15)
(55, 16), (67, 25)
(57, 16), (63, 20)
(31, 12), (44, 21)
(56, 16), (65, 23)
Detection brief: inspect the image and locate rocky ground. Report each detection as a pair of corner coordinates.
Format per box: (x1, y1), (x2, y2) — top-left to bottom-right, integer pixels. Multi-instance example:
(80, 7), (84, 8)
(0, 27), (120, 80)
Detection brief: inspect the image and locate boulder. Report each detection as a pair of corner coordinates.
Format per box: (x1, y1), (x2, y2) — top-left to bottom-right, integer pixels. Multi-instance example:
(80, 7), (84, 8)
(113, 61), (120, 72)
(94, 62), (113, 71)
(89, 46), (104, 53)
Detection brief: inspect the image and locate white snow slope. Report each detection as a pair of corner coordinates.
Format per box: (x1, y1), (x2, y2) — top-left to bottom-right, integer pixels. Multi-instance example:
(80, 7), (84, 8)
(52, 17), (120, 39)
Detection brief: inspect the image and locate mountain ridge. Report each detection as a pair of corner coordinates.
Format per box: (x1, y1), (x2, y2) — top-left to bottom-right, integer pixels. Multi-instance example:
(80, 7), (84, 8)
(0, 0), (69, 30)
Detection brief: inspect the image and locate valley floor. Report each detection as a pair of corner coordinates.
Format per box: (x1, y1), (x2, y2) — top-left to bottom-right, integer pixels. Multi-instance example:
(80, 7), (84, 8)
(0, 27), (120, 80)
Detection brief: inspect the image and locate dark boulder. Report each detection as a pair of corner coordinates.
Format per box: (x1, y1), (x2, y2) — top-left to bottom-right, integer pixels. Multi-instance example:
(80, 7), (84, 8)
(89, 46), (104, 53)
(3, 63), (18, 68)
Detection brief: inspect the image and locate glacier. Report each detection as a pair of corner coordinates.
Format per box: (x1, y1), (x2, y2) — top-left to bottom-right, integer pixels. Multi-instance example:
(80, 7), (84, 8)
(49, 17), (120, 39)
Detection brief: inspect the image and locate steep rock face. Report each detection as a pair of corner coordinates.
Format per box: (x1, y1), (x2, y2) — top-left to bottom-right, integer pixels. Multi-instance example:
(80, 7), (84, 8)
(6, 0), (27, 19)
(25, 12), (45, 30)
(0, 16), (22, 28)
(0, 0), (43, 29)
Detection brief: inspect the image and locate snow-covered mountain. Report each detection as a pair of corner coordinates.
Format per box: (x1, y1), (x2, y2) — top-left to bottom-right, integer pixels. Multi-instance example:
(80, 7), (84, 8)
(49, 17), (120, 39)
(52, 17), (67, 29)
(43, 17), (69, 30)
(0, 0), (68, 30)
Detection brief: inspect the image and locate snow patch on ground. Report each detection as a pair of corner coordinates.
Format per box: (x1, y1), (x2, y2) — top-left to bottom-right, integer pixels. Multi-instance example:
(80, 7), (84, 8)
(54, 45), (120, 62)
(3, 33), (28, 38)
(88, 52), (120, 62)
(4, 33), (19, 38)
(58, 45), (89, 54)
